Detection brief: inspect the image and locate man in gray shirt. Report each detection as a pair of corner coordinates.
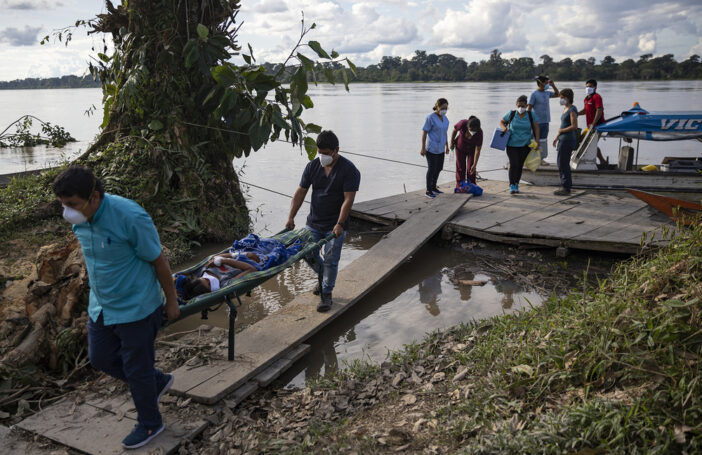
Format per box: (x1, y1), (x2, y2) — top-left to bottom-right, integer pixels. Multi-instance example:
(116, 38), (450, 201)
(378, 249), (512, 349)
(528, 75), (560, 162)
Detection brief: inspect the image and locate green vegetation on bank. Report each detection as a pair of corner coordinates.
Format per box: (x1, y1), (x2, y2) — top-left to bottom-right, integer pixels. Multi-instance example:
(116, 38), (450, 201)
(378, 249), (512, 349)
(260, 219), (701, 453)
(4, 50), (700, 90)
(0, 75), (100, 90)
(267, 49), (702, 83)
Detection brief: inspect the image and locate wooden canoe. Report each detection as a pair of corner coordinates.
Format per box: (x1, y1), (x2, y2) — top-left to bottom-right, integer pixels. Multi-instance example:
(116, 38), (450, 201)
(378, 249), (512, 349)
(627, 189), (702, 225)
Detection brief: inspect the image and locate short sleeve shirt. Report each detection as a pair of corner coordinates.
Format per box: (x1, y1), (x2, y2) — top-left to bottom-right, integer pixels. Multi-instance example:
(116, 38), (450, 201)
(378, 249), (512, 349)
(559, 105), (579, 142)
(454, 119), (483, 155)
(528, 90), (554, 123)
(503, 111), (539, 147)
(300, 155), (361, 232)
(73, 194), (163, 325)
(584, 93), (605, 126)
(422, 113), (449, 154)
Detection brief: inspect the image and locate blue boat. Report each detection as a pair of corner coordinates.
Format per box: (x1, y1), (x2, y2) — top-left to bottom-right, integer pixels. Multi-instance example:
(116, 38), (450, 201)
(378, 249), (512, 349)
(523, 103), (702, 193)
(597, 104), (702, 141)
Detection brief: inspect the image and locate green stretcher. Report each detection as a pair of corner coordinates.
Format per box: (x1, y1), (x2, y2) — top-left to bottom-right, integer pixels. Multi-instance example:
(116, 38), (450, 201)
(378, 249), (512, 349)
(164, 228), (334, 360)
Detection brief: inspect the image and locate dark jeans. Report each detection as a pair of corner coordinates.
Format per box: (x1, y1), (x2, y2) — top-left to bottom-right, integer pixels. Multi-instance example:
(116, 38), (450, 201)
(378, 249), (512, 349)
(425, 152), (444, 191)
(506, 145), (530, 185)
(557, 137), (576, 190)
(87, 305), (166, 429)
(305, 226), (346, 294)
(455, 147), (476, 184)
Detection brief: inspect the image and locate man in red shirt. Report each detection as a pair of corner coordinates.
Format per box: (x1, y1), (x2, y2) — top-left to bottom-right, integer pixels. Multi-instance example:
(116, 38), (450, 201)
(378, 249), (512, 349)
(578, 79), (607, 166)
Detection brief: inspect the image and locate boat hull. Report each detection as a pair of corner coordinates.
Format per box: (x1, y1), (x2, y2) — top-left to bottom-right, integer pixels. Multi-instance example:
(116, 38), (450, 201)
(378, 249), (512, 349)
(521, 165), (702, 192)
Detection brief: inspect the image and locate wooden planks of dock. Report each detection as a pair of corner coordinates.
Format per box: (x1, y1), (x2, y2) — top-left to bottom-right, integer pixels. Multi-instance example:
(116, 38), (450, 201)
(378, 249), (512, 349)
(166, 194), (470, 404)
(350, 180), (674, 254)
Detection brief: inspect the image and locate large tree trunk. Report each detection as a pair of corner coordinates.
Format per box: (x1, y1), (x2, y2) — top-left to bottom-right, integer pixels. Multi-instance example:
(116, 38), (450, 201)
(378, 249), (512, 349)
(79, 0), (253, 246)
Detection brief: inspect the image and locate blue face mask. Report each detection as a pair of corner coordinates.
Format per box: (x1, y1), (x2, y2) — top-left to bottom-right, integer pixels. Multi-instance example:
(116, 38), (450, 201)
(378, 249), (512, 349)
(543, 83), (551, 91)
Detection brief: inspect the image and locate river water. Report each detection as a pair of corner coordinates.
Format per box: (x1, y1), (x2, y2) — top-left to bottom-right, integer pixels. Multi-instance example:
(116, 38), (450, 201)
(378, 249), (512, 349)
(2, 81), (699, 384)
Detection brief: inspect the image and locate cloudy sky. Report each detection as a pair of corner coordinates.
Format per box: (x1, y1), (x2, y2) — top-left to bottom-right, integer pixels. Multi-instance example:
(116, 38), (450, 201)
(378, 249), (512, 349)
(1, 0), (701, 81)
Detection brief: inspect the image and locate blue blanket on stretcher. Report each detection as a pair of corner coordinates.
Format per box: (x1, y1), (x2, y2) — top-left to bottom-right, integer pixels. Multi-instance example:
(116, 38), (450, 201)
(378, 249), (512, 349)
(230, 234), (304, 270)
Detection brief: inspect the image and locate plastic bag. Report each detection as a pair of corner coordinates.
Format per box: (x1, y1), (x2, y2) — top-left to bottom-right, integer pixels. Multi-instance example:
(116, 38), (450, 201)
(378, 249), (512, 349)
(454, 180), (483, 196)
(523, 142), (541, 172)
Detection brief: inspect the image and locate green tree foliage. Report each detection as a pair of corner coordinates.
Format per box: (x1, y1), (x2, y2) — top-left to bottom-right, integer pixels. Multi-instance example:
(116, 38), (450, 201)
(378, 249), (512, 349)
(0, 75), (100, 90)
(268, 49), (702, 83)
(32, 0), (352, 252)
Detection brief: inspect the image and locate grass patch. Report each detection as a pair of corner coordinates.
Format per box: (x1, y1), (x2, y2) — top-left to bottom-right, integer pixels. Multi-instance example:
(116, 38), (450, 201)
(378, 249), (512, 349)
(430, 219), (702, 453)
(260, 218), (701, 454)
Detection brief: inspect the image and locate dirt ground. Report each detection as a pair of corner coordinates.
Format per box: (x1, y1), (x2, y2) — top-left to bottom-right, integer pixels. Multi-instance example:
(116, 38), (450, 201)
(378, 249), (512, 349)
(0, 229), (621, 454)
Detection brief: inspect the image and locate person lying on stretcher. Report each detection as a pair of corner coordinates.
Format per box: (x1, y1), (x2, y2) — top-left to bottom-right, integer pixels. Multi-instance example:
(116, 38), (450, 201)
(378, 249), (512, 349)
(179, 253), (260, 300)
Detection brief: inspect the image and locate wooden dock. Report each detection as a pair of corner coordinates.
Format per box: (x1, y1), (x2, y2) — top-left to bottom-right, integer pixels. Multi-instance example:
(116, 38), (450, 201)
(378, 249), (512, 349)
(15, 195), (469, 454)
(168, 194), (468, 403)
(350, 180), (674, 254)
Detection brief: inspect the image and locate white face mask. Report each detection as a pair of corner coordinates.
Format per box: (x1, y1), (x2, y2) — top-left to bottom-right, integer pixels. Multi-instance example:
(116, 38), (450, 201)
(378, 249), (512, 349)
(62, 205), (88, 224)
(517, 107), (526, 114)
(586, 87), (595, 96)
(468, 130), (477, 135)
(439, 109), (447, 116)
(203, 273), (220, 292)
(559, 98), (567, 106)
(319, 153), (334, 166)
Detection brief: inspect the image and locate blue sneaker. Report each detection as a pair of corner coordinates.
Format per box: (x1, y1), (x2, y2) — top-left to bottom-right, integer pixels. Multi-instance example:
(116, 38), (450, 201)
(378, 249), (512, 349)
(425, 191), (436, 199)
(432, 188), (443, 195)
(514, 184), (519, 194)
(122, 423), (165, 449)
(157, 373), (174, 403)
(509, 184), (517, 194)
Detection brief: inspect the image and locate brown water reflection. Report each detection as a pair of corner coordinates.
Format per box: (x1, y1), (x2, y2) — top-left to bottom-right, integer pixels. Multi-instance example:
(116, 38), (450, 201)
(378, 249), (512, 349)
(278, 242), (542, 388)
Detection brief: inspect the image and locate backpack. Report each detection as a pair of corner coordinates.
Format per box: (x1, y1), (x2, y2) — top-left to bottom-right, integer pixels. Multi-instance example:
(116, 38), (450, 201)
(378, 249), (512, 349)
(507, 110), (538, 140)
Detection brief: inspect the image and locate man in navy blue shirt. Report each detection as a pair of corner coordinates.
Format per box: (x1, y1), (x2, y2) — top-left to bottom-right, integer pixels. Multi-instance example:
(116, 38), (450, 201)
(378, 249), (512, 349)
(286, 131), (361, 312)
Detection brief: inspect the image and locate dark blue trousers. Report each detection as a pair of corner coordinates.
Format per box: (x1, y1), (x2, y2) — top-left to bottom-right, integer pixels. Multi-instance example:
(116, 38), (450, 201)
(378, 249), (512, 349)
(557, 138), (576, 190)
(425, 152), (445, 192)
(87, 306), (166, 428)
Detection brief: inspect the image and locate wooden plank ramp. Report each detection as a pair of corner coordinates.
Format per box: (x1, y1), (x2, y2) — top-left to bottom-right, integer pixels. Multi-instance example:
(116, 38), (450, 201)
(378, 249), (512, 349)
(16, 397), (207, 455)
(168, 194), (469, 404)
(351, 180), (674, 254)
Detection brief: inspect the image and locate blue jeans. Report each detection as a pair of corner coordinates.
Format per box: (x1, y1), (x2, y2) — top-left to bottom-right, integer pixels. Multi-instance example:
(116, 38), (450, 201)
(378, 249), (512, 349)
(305, 226), (346, 294)
(538, 123), (549, 159)
(557, 137), (576, 190)
(87, 305), (167, 429)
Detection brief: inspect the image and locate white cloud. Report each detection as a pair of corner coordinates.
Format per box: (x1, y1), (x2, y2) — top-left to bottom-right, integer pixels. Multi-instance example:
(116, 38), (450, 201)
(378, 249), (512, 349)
(0, 0), (62, 10)
(0, 25), (41, 46)
(252, 0), (288, 14)
(0, 0), (701, 80)
(431, 1), (528, 52)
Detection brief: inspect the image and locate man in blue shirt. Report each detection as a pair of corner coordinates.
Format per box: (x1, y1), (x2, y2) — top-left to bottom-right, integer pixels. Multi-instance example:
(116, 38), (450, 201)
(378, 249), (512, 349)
(53, 166), (180, 449)
(528, 76), (559, 163)
(286, 131), (361, 312)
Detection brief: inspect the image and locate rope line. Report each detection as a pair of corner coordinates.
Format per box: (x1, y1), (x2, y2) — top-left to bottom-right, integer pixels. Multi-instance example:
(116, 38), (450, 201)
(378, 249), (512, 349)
(240, 179), (309, 203)
(178, 121), (505, 176)
(339, 150), (505, 176)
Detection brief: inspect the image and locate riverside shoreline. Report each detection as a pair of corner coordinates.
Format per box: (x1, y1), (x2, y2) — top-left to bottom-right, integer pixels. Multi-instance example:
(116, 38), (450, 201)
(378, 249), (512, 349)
(2, 218), (699, 454)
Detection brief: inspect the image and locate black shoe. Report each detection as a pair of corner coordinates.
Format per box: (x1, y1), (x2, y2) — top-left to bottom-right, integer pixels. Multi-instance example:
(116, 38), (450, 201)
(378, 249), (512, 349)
(553, 188), (571, 196)
(312, 283), (321, 295)
(317, 293), (333, 312)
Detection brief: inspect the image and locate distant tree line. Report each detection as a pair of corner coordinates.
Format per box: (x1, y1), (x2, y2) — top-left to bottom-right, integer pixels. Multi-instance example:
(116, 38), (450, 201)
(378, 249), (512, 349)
(266, 49), (702, 83)
(3, 49), (701, 89)
(0, 75), (100, 90)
